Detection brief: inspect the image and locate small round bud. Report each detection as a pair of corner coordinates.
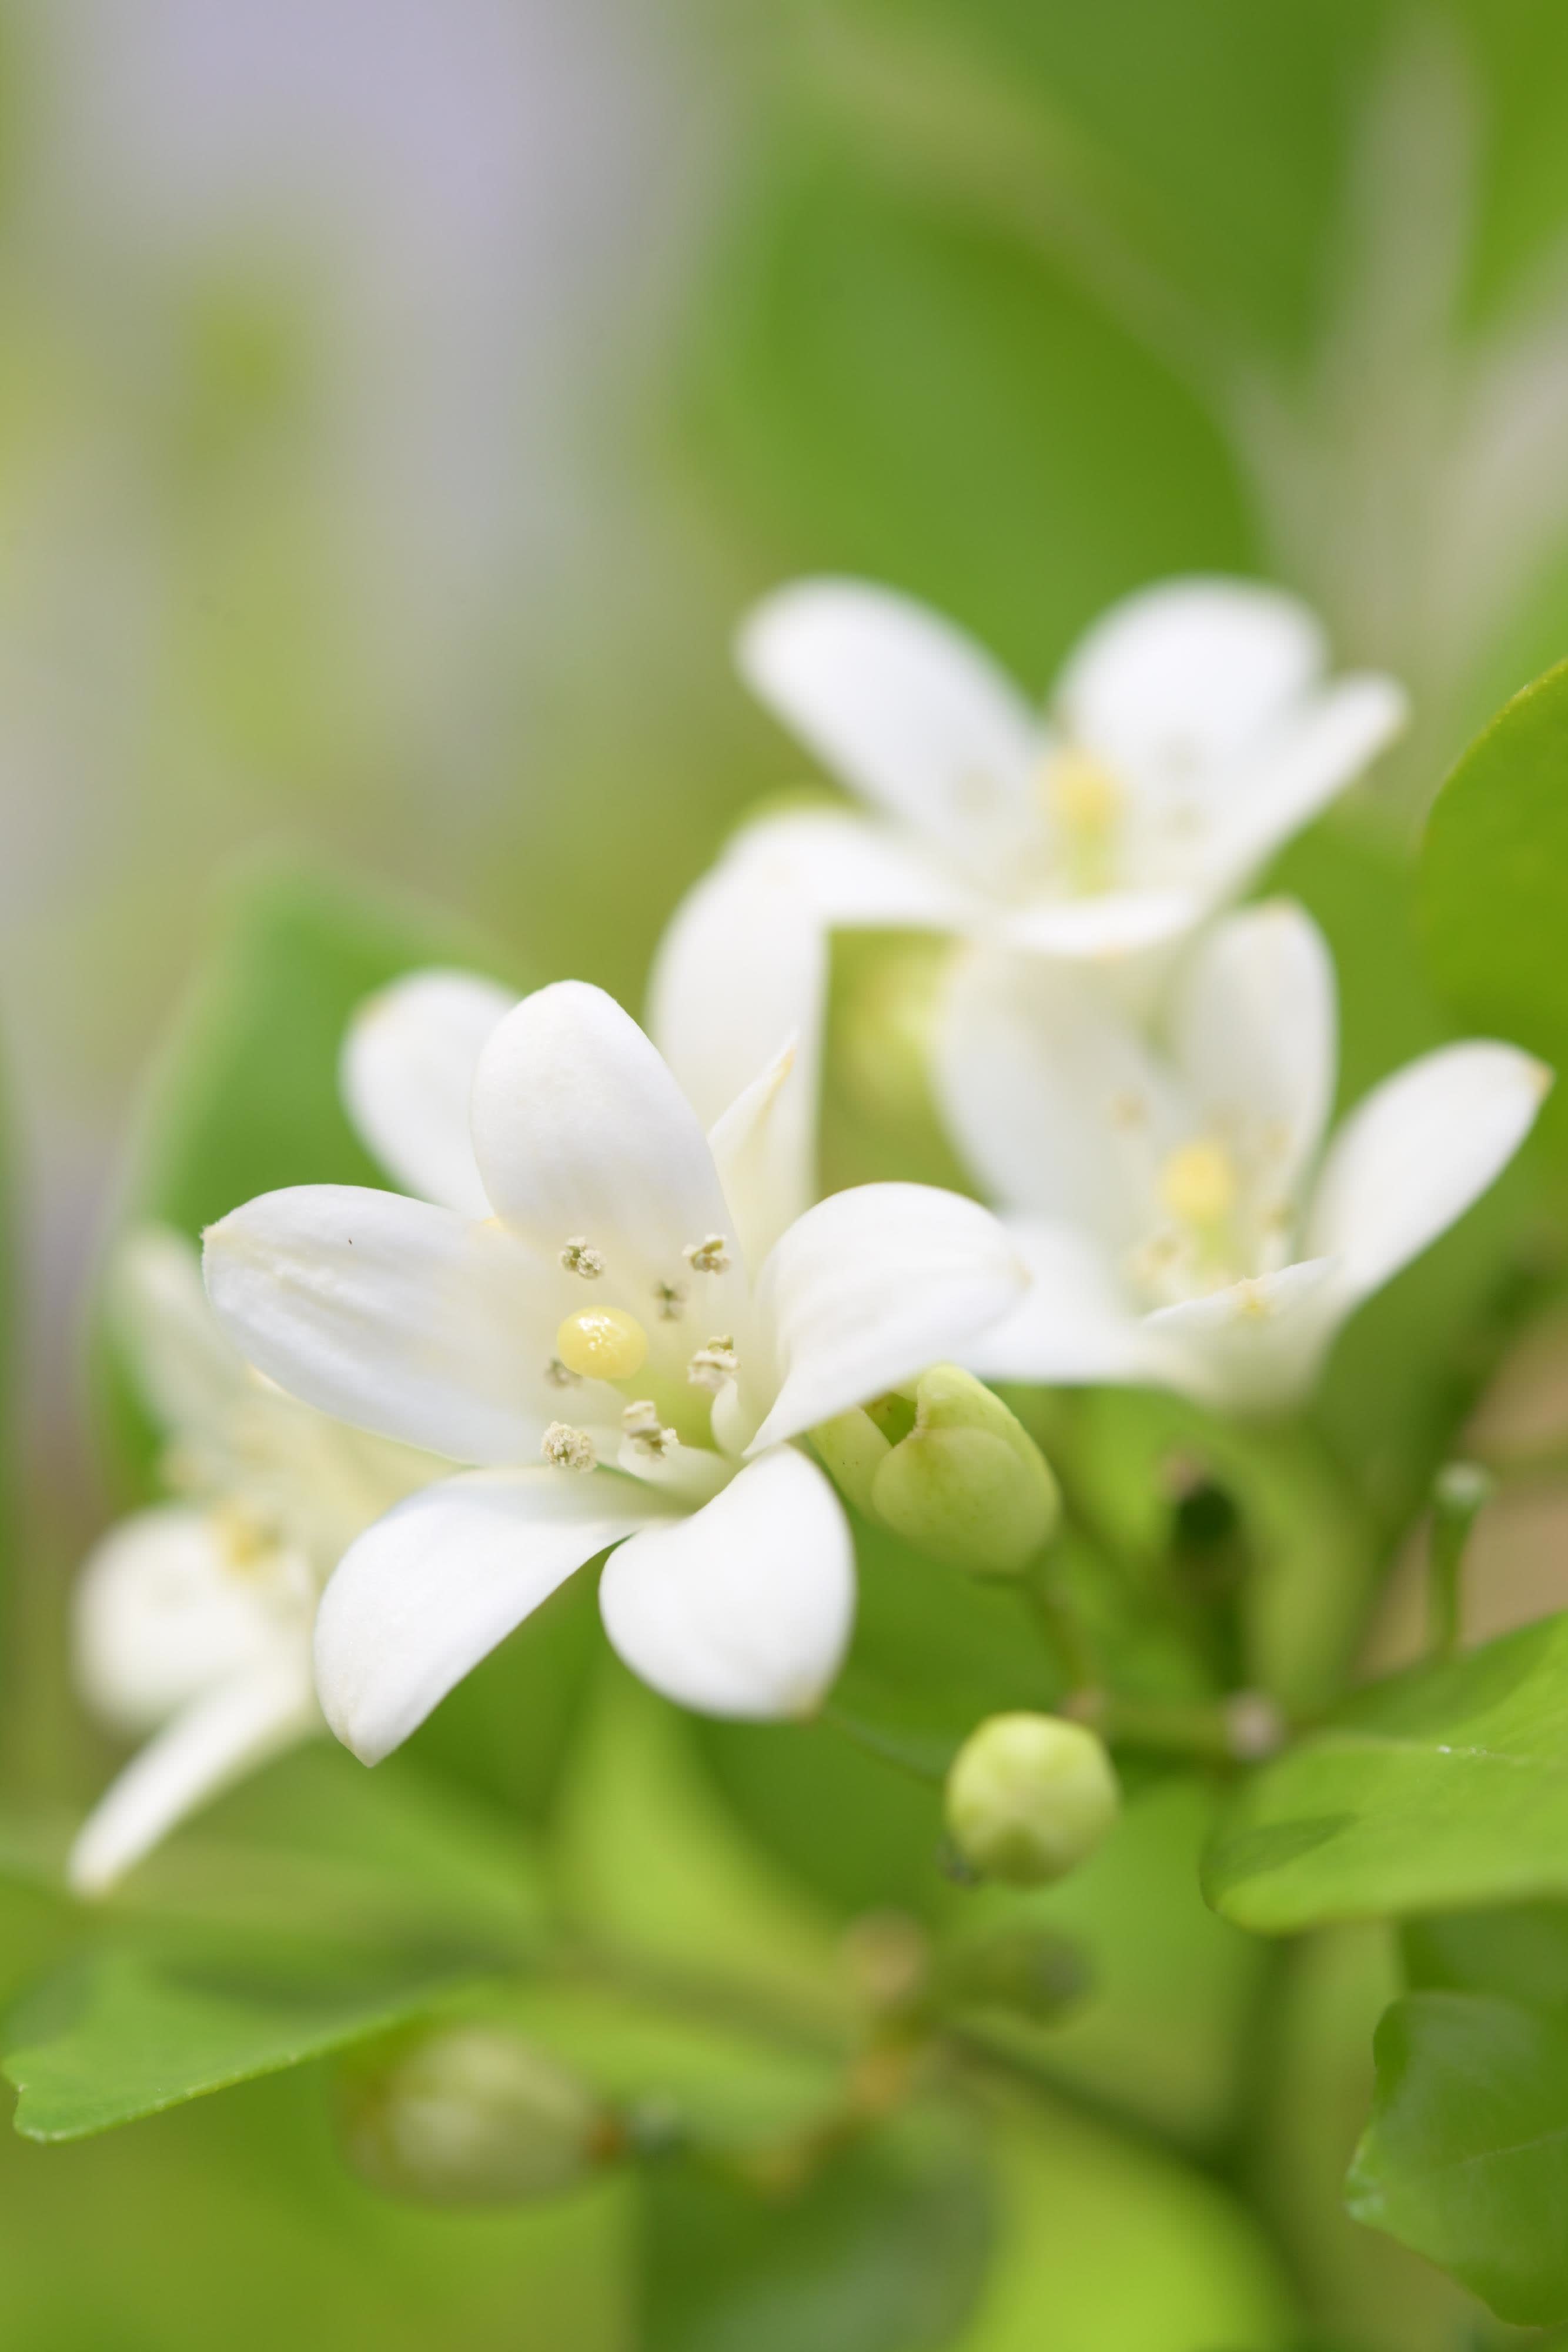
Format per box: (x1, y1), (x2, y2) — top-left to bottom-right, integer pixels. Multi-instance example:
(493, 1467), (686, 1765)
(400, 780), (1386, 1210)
(870, 1367), (1058, 1577)
(337, 2024), (619, 2206)
(944, 1712), (1119, 1885)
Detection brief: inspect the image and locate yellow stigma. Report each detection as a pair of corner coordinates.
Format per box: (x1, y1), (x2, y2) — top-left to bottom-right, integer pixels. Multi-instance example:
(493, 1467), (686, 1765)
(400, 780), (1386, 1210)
(555, 1307), (649, 1382)
(1039, 747), (1122, 894)
(1158, 1138), (1238, 1230)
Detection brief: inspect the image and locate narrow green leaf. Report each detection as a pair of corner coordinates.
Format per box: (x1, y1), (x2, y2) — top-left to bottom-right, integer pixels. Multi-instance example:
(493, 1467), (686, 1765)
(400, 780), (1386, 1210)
(641, 2119), (993, 2352)
(1348, 1989), (1568, 2326)
(1205, 1613), (1568, 1933)
(1419, 655), (1568, 1087)
(5, 1945), (480, 2143)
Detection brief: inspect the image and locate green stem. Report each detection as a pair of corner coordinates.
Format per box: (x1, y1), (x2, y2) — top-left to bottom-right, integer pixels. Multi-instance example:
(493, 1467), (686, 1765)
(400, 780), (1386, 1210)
(1427, 1462), (1493, 1659)
(819, 1703), (953, 1785)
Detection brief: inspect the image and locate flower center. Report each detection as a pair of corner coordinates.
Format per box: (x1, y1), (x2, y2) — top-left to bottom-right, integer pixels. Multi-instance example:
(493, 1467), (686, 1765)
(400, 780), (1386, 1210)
(1158, 1138), (1238, 1232)
(555, 1307), (649, 1382)
(1039, 747), (1122, 895)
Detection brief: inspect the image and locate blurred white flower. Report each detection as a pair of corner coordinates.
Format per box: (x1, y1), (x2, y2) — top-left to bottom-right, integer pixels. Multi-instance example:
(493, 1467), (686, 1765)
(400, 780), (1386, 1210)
(205, 977), (1025, 1763)
(651, 577), (1407, 1164)
(936, 903), (1549, 1414)
(70, 1228), (436, 1895)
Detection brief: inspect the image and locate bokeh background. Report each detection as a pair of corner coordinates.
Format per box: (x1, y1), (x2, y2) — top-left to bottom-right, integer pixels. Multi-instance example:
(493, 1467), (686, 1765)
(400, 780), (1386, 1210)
(7, 2), (1568, 2344)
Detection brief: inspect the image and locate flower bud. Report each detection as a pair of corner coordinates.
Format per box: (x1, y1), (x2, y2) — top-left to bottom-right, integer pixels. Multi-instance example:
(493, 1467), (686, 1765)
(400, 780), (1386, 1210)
(944, 1712), (1119, 1885)
(937, 1923), (1091, 2022)
(816, 1368), (1058, 1578)
(336, 2023), (620, 2206)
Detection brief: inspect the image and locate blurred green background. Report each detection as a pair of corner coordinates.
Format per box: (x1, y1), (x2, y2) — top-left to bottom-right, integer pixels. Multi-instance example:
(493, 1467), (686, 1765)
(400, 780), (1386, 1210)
(8, 1), (1568, 2343)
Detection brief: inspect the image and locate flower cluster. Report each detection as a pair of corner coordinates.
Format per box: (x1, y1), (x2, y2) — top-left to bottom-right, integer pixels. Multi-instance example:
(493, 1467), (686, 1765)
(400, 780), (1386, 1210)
(73, 572), (1549, 1890)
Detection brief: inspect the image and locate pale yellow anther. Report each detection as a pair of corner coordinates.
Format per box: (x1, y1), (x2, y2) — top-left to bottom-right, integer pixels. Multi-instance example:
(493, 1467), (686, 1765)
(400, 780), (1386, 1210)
(1158, 1138), (1238, 1231)
(560, 1237), (606, 1280)
(555, 1307), (649, 1382)
(683, 1234), (731, 1276)
(542, 1422), (597, 1472)
(623, 1399), (677, 1458)
(1038, 747), (1123, 894)
(688, 1336), (739, 1392)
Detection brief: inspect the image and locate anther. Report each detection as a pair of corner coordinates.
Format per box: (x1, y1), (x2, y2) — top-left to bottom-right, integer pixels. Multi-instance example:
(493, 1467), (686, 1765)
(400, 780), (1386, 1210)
(652, 1280), (686, 1322)
(688, 1336), (738, 1392)
(560, 1237), (606, 1280)
(556, 1308), (649, 1382)
(622, 1400), (677, 1458)
(1158, 1138), (1238, 1231)
(683, 1235), (731, 1276)
(542, 1423), (597, 1472)
(545, 1358), (582, 1389)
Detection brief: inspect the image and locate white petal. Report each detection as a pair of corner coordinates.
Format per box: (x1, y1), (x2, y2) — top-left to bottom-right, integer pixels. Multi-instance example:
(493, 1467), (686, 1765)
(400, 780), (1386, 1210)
(706, 1036), (812, 1272)
(470, 981), (738, 1291)
(315, 1469), (664, 1763)
(962, 1220), (1150, 1385)
(737, 579), (1039, 874)
(1169, 901), (1336, 1200)
(68, 1661), (320, 1897)
(1141, 1259), (1343, 1412)
(1056, 578), (1329, 774)
(748, 1183), (1025, 1452)
(205, 1187), (564, 1465)
(109, 1227), (251, 1446)
(935, 946), (1188, 1252)
(75, 1507), (314, 1735)
(1305, 1044), (1551, 1307)
(994, 890), (1199, 960)
(1195, 674), (1409, 903)
(341, 968), (516, 1215)
(599, 1445), (852, 1717)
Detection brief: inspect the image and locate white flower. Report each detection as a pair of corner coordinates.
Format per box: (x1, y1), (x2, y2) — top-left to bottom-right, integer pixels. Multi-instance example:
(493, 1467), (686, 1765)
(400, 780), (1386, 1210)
(650, 576), (1407, 1154)
(934, 904), (1550, 1414)
(69, 1229), (435, 1895)
(203, 978), (1025, 1765)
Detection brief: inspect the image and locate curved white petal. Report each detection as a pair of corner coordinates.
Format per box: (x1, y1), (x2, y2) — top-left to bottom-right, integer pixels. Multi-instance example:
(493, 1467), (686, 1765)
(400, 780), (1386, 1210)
(738, 579), (1039, 875)
(962, 1220), (1149, 1385)
(1195, 674), (1409, 903)
(75, 1506), (314, 1735)
(109, 1227), (250, 1445)
(1056, 578), (1329, 774)
(749, 1183), (1025, 1452)
(1305, 1044), (1551, 1307)
(993, 889), (1199, 961)
(1169, 901), (1336, 1199)
(706, 1037), (811, 1272)
(599, 1445), (852, 1717)
(315, 1469), (664, 1764)
(935, 946), (1187, 1251)
(205, 1187), (561, 1465)
(68, 1660), (320, 1897)
(1141, 1258), (1343, 1412)
(470, 982), (738, 1294)
(341, 968), (516, 1215)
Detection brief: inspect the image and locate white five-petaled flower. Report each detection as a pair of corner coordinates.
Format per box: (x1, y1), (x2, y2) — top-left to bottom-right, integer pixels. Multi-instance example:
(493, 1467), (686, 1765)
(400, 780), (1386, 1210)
(202, 977), (1026, 1765)
(69, 1228), (436, 1895)
(935, 903), (1550, 1414)
(650, 576), (1407, 1175)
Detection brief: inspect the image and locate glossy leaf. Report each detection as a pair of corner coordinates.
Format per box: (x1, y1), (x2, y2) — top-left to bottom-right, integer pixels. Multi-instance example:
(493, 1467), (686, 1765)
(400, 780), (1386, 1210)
(1205, 1612), (1568, 1933)
(5, 1945), (480, 2143)
(641, 2119), (993, 2352)
(1348, 1989), (1568, 2326)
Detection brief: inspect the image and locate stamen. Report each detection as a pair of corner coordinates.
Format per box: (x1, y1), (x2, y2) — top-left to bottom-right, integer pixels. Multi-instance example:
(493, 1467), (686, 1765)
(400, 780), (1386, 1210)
(542, 1422), (597, 1472)
(683, 1234), (731, 1276)
(560, 1237), (606, 1279)
(1039, 746), (1122, 893)
(1158, 1138), (1238, 1231)
(622, 1399), (678, 1458)
(555, 1307), (649, 1381)
(544, 1358), (582, 1389)
(688, 1335), (739, 1392)
(652, 1279), (687, 1322)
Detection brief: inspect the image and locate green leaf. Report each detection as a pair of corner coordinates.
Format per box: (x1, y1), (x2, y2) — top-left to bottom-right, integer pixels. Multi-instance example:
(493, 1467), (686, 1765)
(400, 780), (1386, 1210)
(1347, 1989), (1568, 2326)
(1403, 1900), (1568, 2007)
(1205, 1612), (1568, 1933)
(641, 2119), (994, 2352)
(1419, 657), (1568, 1075)
(5, 1945), (481, 2143)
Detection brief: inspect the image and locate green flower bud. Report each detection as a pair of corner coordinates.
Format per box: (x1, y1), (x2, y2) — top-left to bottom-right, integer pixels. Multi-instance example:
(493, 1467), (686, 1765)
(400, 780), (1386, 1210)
(944, 1712), (1119, 1885)
(337, 2023), (620, 2206)
(817, 1367), (1058, 1578)
(937, 1923), (1091, 2022)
